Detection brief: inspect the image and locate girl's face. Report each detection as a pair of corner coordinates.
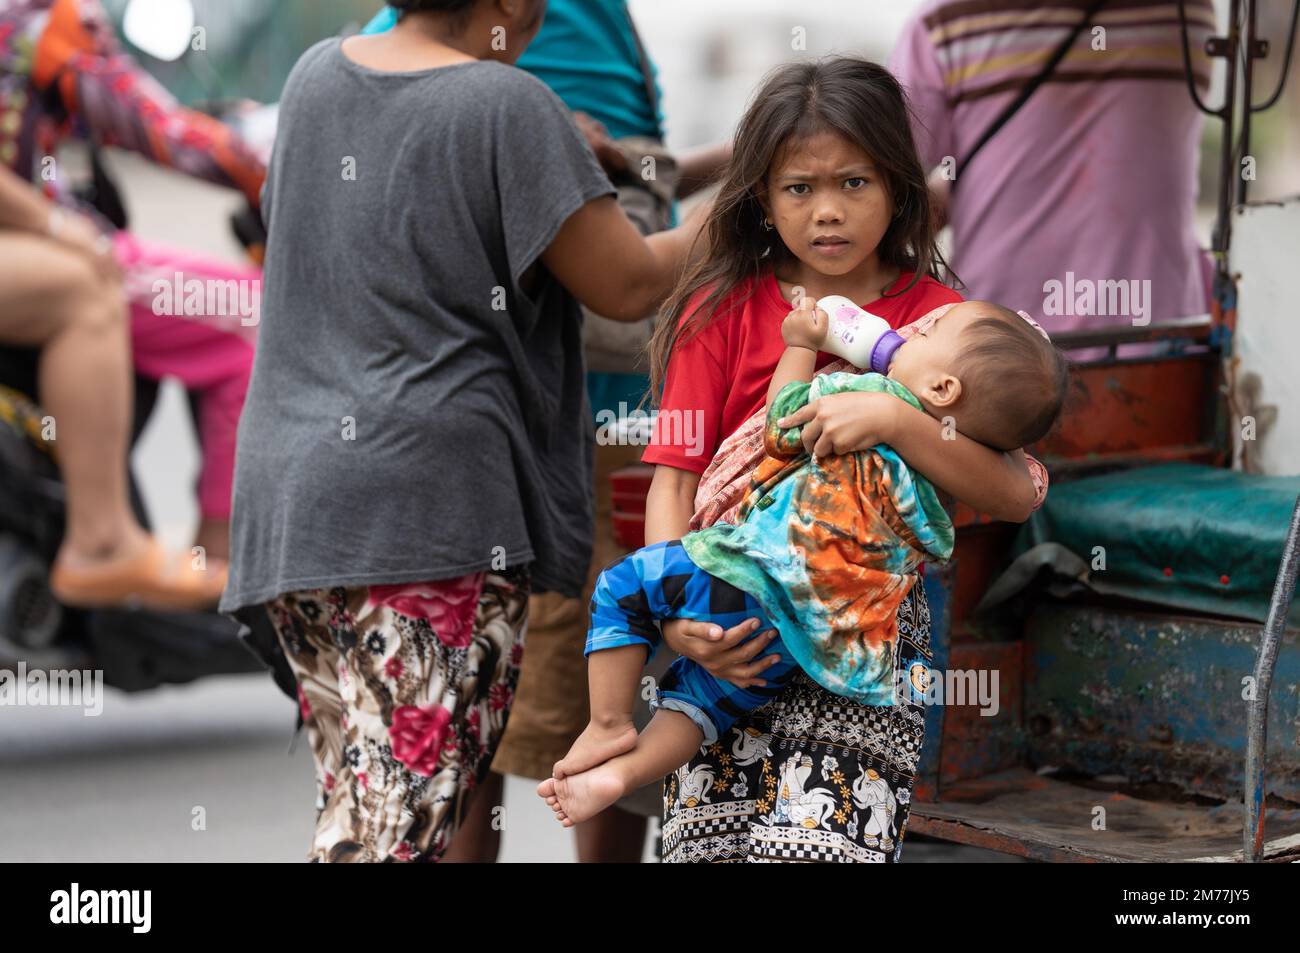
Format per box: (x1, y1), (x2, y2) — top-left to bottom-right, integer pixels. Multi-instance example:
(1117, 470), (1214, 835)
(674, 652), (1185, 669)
(761, 130), (894, 280)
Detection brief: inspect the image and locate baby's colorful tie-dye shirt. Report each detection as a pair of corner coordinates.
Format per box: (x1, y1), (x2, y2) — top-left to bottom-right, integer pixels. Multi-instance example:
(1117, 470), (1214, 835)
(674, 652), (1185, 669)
(681, 372), (954, 705)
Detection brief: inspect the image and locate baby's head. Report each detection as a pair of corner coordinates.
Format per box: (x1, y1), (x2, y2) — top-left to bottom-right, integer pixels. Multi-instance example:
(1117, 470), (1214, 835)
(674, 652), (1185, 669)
(887, 301), (1069, 451)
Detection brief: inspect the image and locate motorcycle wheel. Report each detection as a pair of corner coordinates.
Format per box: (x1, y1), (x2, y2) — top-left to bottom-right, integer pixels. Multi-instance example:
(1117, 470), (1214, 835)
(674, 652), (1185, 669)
(0, 534), (63, 654)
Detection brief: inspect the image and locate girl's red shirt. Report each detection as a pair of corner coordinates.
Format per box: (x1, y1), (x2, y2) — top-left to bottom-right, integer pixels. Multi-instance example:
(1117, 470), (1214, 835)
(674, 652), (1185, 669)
(643, 270), (962, 474)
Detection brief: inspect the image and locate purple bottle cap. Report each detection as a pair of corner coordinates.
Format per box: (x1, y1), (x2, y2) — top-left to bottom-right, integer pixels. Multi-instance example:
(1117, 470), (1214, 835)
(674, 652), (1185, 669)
(870, 330), (905, 374)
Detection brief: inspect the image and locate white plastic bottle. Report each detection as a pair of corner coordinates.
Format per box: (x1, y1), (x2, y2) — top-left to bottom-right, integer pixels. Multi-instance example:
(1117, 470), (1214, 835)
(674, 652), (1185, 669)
(815, 295), (905, 373)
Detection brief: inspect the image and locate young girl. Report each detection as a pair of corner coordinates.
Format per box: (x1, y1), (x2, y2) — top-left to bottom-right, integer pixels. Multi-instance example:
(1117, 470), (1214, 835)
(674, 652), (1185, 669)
(538, 297), (1065, 827)
(586, 57), (1044, 863)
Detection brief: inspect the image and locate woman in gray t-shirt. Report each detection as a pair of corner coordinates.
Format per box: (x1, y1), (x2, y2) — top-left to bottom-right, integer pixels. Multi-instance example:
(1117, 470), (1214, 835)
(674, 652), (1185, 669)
(222, 0), (703, 863)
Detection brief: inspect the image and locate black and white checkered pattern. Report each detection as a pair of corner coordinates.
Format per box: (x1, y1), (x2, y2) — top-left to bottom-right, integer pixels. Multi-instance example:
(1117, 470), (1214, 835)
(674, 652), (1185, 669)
(662, 579), (933, 864)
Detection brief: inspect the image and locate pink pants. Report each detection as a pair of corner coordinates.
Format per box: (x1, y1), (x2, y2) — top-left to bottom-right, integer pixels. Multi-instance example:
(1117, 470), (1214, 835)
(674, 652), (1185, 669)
(115, 232), (260, 521)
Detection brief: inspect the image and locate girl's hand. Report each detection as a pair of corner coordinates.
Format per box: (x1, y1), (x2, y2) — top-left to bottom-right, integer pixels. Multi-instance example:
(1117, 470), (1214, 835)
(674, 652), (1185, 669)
(661, 617), (781, 689)
(781, 296), (826, 351)
(776, 391), (900, 457)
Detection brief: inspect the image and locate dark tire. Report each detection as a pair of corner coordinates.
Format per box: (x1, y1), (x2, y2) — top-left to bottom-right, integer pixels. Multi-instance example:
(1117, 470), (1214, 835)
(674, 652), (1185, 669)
(0, 534), (62, 653)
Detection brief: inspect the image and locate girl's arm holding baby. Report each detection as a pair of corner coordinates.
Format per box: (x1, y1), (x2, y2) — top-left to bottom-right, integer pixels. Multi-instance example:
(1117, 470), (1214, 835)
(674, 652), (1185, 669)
(645, 466), (782, 687)
(777, 392), (1038, 523)
(768, 298), (1035, 521)
(646, 299), (829, 686)
(886, 402), (1038, 522)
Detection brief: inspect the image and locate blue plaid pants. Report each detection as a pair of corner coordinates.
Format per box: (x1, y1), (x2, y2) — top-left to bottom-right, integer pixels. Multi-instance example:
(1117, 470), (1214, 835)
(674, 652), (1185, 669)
(586, 539), (800, 745)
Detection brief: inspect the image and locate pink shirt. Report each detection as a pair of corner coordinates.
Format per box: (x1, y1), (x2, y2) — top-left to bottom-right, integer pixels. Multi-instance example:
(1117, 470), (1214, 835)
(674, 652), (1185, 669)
(889, 0), (1215, 337)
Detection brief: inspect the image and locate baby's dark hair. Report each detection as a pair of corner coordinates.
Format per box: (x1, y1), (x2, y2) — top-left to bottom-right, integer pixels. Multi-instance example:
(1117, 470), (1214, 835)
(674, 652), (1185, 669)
(952, 304), (1069, 451)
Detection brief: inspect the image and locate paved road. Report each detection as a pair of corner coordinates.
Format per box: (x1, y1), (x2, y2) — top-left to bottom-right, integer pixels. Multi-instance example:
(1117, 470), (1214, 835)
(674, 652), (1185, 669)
(0, 671), (1020, 862)
(0, 672), (655, 863)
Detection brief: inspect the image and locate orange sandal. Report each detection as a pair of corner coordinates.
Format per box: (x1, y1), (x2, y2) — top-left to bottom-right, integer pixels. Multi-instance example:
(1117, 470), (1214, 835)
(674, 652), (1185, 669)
(50, 539), (228, 612)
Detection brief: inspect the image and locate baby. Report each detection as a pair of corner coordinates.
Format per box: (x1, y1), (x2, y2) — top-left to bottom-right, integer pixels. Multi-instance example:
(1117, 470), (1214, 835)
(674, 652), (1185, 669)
(538, 299), (1069, 826)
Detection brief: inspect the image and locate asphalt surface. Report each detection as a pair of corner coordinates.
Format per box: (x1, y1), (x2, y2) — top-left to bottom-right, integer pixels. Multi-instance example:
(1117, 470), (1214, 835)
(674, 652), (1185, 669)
(0, 670), (1021, 862)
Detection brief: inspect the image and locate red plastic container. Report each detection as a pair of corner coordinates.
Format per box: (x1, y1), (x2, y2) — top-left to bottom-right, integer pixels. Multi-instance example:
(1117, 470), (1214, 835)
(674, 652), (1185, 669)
(609, 464), (655, 548)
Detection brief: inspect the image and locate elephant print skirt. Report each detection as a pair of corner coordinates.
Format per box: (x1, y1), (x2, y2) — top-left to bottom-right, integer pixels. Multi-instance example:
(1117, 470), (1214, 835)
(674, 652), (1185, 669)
(662, 577), (931, 863)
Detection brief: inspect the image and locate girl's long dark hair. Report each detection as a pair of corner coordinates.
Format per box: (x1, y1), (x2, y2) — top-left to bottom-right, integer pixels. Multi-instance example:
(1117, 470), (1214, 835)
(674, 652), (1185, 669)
(648, 57), (953, 401)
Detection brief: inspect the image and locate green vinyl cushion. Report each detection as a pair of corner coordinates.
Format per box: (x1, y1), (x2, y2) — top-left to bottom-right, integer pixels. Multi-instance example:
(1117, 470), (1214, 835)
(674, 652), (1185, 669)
(1016, 463), (1300, 626)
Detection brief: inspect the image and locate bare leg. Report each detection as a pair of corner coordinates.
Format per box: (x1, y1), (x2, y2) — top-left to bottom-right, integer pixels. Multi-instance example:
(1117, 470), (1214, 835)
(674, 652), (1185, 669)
(551, 643), (645, 779)
(441, 770), (503, 863)
(0, 233), (225, 609)
(0, 234), (146, 563)
(540, 709), (704, 827)
(574, 804), (649, 863)
(194, 518), (231, 562)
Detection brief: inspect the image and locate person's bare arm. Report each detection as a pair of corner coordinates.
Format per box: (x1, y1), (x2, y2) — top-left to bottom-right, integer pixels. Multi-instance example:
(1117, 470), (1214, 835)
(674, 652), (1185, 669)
(572, 114), (731, 201)
(0, 165), (53, 233)
(643, 463), (701, 546)
(572, 111), (629, 178)
(0, 167), (117, 277)
(765, 299), (824, 411)
(886, 403), (1036, 522)
(541, 196), (707, 322)
(777, 393), (1037, 522)
(927, 167), (951, 232)
(766, 347), (817, 413)
(675, 142), (732, 199)
(645, 464), (780, 687)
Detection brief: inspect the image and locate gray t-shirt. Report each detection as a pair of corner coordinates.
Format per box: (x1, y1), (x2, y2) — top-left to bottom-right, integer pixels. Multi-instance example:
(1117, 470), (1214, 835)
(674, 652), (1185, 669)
(221, 40), (615, 612)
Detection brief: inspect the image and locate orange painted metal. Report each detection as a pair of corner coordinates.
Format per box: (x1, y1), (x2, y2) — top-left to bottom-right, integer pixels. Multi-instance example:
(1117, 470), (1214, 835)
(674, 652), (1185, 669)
(1034, 356), (1220, 462)
(937, 641), (1024, 787)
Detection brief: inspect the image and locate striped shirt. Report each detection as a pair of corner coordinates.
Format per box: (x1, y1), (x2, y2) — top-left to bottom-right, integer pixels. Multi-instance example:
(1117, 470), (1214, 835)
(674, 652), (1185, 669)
(890, 0), (1216, 337)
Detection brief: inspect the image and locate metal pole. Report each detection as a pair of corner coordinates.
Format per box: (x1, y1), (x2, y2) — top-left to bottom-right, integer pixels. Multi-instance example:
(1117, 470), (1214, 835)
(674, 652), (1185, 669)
(1239, 1), (1257, 205)
(1212, 0), (1241, 268)
(1244, 493), (1300, 861)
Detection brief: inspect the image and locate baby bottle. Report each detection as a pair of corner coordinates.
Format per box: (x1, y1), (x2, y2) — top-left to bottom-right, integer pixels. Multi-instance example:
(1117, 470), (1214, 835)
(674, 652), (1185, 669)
(815, 295), (905, 374)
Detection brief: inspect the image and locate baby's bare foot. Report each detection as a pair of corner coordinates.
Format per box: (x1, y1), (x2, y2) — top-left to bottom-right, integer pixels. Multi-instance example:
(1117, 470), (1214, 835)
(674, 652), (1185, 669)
(552, 765), (628, 827)
(552, 719), (637, 779)
(536, 777), (571, 826)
